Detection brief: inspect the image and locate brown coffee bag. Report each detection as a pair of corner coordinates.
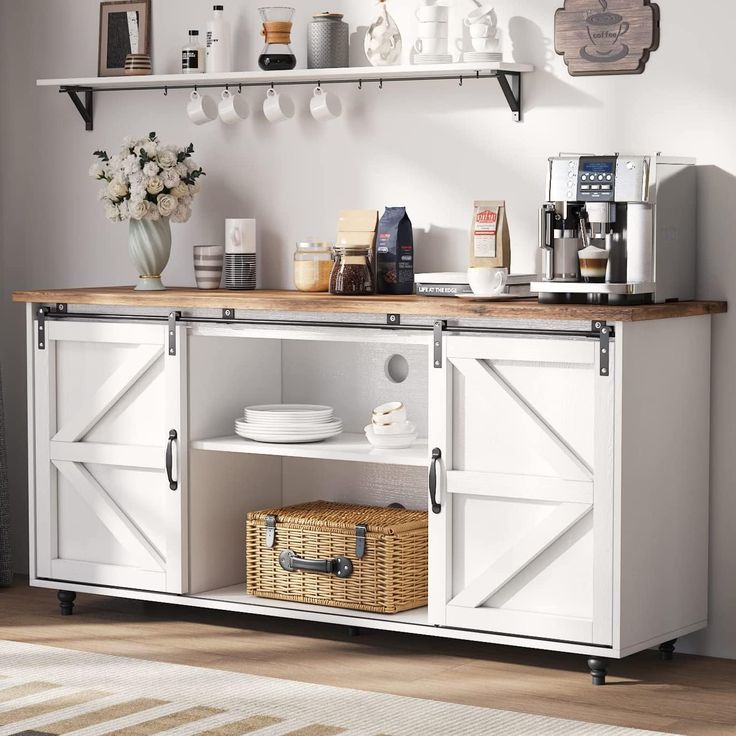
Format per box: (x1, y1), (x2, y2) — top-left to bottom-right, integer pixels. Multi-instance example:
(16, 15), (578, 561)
(469, 200), (511, 269)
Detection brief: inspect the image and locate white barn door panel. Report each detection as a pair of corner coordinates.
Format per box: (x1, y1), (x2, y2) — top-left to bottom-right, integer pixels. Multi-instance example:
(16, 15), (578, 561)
(34, 320), (188, 593)
(429, 335), (614, 646)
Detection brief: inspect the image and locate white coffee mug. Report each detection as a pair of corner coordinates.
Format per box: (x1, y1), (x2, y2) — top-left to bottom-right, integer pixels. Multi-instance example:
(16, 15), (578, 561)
(372, 401), (407, 425)
(471, 37), (497, 52)
(309, 87), (342, 121)
(218, 89), (249, 124)
(469, 23), (493, 38)
(468, 267), (508, 296)
(417, 21), (448, 38)
(193, 245), (225, 290)
(416, 4), (448, 22)
(464, 5), (495, 26)
(414, 37), (448, 54)
(262, 88), (294, 123)
(186, 90), (217, 125)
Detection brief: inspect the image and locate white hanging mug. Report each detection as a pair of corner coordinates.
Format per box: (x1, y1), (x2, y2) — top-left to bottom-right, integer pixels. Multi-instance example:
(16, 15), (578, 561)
(186, 90), (217, 125)
(415, 37), (448, 54)
(218, 89), (249, 124)
(309, 87), (342, 121)
(262, 88), (294, 123)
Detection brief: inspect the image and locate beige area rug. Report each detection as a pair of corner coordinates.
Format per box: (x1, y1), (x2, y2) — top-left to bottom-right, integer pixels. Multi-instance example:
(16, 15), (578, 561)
(0, 640), (675, 736)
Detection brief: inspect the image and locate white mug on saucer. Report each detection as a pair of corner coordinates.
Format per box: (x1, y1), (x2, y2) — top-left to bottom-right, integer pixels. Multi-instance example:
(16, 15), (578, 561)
(263, 88), (294, 123)
(417, 21), (448, 38)
(469, 23), (493, 38)
(415, 37), (448, 54)
(416, 4), (448, 22)
(471, 37), (498, 52)
(468, 267), (508, 296)
(309, 87), (342, 121)
(464, 5), (495, 26)
(218, 89), (248, 124)
(186, 90), (217, 125)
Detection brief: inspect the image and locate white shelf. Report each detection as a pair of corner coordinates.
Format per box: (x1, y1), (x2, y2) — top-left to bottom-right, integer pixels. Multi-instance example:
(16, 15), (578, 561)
(191, 432), (429, 467)
(37, 62), (533, 91)
(38, 62), (533, 130)
(191, 584), (429, 627)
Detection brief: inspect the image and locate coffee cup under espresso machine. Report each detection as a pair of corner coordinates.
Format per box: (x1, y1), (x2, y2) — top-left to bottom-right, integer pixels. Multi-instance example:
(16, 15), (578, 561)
(532, 154), (697, 305)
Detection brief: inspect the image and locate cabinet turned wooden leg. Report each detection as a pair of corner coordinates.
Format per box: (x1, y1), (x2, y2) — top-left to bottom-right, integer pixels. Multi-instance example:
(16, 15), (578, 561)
(57, 590), (76, 616)
(587, 657), (608, 686)
(659, 638), (677, 661)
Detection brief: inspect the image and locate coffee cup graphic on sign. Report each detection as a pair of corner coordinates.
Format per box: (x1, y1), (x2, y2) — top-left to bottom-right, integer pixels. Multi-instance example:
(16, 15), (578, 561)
(585, 0), (629, 56)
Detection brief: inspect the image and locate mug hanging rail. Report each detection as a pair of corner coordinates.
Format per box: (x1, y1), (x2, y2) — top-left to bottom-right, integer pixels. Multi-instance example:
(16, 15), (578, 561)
(58, 70), (522, 131)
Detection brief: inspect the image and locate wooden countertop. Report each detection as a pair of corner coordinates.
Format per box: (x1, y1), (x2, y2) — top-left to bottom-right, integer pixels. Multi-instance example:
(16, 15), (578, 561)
(12, 287), (727, 322)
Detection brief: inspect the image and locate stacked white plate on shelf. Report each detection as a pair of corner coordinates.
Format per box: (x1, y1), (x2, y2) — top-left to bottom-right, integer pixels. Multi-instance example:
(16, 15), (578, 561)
(235, 404), (343, 444)
(462, 51), (502, 62)
(413, 54), (454, 65)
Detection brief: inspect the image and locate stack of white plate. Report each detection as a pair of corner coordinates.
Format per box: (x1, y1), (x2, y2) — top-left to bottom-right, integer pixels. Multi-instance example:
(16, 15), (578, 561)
(235, 404), (342, 444)
(413, 53), (454, 65)
(462, 51), (502, 62)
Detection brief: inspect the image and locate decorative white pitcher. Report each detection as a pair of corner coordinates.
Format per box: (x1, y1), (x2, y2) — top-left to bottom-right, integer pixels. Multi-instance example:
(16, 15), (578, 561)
(128, 217), (172, 291)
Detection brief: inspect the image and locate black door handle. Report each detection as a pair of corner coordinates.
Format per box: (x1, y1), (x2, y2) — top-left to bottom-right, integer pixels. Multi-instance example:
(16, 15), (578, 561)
(429, 447), (442, 514)
(166, 429), (178, 491)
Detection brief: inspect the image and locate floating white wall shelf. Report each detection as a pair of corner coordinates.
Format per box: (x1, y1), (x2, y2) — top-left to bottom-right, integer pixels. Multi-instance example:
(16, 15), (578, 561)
(36, 62), (534, 131)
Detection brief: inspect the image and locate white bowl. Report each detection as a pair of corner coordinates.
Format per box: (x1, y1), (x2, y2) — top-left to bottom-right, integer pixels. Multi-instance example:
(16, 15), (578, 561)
(365, 426), (418, 449)
(372, 401), (407, 425)
(368, 421), (416, 436)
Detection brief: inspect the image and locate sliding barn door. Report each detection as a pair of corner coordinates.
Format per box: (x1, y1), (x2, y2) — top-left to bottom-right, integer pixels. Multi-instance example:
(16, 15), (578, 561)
(428, 334), (614, 645)
(34, 319), (188, 593)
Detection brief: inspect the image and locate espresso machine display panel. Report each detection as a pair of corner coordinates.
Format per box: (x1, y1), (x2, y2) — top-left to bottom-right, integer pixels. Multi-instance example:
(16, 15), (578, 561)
(532, 153), (696, 305)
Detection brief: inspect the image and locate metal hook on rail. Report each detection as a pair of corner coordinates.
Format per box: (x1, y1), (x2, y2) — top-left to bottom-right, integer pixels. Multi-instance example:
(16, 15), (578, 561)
(194, 84), (198, 93)
(476, 70), (480, 79)
(459, 76), (463, 86)
(317, 80), (322, 91)
(225, 83), (229, 92)
(238, 83), (243, 94)
(379, 78), (383, 89)
(358, 79), (363, 90)
(270, 82), (274, 90)
(163, 86), (168, 96)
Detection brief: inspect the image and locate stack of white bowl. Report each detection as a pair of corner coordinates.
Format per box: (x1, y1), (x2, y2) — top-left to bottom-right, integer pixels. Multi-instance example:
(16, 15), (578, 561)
(365, 402), (417, 449)
(413, 1), (453, 65)
(235, 404), (343, 444)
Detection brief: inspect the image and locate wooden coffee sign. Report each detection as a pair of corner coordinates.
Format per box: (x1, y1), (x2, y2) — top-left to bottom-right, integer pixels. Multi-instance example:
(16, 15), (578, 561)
(555, 0), (659, 76)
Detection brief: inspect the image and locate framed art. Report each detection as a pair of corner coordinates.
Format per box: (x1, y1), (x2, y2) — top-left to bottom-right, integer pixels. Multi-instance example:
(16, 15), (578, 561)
(98, 0), (151, 77)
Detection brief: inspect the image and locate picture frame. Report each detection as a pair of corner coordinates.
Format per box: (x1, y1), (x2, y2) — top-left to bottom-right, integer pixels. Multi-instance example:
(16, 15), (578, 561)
(98, 0), (151, 77)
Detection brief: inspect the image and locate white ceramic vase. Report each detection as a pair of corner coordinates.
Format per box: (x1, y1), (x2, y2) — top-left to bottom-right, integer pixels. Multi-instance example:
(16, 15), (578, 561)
(365, 0), (402, 66)
(128, 217), (172, 291)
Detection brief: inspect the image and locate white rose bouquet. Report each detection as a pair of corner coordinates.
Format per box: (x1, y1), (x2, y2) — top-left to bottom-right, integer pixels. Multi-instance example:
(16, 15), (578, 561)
(90, 132), (205, 224)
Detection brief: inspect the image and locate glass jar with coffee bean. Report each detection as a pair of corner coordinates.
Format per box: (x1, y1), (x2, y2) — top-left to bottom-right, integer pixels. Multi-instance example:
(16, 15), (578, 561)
(329, 244), (374, 295)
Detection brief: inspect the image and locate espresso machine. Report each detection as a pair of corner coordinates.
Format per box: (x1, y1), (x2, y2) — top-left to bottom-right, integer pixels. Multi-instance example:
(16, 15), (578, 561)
(530, 154), (696, 304)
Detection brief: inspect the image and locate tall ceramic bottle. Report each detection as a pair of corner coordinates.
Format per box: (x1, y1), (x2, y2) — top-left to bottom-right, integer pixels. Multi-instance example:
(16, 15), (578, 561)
(364, 0), (402, 66)
(206, 4), (232, 73)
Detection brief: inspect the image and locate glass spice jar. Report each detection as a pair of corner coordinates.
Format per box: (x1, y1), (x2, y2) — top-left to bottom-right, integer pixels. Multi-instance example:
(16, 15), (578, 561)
(293, 240), (333, 292)
(329, 244), (375, 295)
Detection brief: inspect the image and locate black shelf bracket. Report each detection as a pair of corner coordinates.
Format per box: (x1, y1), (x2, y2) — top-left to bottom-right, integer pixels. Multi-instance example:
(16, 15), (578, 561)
(495, 71), (522, 123)
(61, 86), (94, 131)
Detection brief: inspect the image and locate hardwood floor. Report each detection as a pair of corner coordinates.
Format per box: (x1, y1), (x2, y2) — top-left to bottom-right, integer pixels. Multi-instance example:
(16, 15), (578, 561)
(1, 579), (735, 736)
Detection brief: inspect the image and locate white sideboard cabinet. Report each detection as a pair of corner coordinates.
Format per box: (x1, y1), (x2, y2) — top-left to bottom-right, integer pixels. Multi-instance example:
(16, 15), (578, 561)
(16, 288), (725, 685)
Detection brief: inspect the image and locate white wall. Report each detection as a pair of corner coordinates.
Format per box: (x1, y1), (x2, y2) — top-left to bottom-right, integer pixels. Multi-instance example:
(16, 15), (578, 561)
(1, 0), (735, 658)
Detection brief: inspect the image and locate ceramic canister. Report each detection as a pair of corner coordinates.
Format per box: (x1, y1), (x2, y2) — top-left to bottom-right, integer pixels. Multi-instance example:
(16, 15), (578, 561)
(308, 12), (349, 69)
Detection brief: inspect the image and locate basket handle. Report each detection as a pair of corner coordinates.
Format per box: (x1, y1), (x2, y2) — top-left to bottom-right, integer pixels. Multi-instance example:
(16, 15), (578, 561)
(279, 549), (354, 578)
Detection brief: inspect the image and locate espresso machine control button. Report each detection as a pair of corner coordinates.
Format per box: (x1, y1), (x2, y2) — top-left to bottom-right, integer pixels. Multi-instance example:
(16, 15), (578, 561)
(591, 184), (601, 190)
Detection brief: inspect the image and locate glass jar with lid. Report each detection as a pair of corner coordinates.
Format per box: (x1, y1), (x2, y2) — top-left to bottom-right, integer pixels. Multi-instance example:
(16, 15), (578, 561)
(293, 240), (333, 292)
(329, 244), (375, 295)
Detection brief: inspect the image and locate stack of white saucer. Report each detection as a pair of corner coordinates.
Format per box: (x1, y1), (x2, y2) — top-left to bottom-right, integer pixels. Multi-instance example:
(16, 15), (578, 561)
(235, 404), (342, 444)
(365, 402), (417, 449)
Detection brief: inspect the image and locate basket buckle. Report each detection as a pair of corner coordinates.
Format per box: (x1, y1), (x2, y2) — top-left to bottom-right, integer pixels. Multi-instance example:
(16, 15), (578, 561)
(264, 515), (277, 548)
(355, 523), (367, 559)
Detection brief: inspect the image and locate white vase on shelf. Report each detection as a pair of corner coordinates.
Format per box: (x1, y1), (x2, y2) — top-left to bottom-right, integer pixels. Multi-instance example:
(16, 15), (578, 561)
(364, 0), (402, 66)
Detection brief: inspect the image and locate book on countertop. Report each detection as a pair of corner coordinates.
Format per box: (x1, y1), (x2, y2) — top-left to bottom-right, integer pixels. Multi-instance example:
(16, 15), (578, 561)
(415, 272), (537, 297)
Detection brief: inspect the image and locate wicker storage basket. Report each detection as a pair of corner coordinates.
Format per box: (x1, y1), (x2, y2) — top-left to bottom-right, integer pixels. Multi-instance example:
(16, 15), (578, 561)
(246, 501), (428, 613)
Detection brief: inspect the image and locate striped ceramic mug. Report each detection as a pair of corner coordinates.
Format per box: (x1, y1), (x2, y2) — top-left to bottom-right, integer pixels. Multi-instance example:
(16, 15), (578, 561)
(193, 245), (224, 290)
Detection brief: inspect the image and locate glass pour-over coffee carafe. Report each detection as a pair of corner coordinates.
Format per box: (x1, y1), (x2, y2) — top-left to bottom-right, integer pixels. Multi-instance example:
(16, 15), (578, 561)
(259, 7), (296, 70)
